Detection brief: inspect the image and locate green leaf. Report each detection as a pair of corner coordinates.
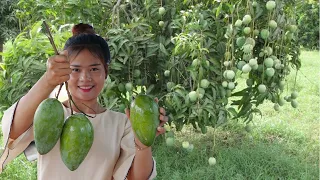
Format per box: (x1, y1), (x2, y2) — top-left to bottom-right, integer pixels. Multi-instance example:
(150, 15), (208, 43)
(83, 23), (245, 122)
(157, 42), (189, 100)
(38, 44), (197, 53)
(134, 57), (144, 66)
(106, 97), (119, 110)
(255, 93), (268, 105)
(232, 88), (248, 96)
(146, 84), (155, 94)
(244, 113), (253, 123)
(118, 39), (129, 51)
(204, 106), (215, 116)
(174, 89), (185, 98)
(0, 64), (6, 71)
(173, 95), (182, 108)
(134, 34), (153, 42)
(251, 108), (262, 119)
(30, 21), (43, 39)
(159, 43), (169, 56)
(227, 107), (238, 117)
(217, 110), (226, 126)
(216, 3), (222, 18)
(110, 62), (124, 70)
(199, 66), (204, 81)
(237, 103), (252, 118)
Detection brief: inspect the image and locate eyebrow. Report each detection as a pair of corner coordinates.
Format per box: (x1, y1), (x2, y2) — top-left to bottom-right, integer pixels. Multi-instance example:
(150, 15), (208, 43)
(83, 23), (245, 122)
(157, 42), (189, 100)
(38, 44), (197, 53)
(70, 63), (102, 67)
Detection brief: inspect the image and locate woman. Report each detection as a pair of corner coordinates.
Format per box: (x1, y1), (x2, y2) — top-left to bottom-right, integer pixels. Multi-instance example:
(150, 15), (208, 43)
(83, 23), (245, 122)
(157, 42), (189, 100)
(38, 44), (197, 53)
(0, 23), (167, 180)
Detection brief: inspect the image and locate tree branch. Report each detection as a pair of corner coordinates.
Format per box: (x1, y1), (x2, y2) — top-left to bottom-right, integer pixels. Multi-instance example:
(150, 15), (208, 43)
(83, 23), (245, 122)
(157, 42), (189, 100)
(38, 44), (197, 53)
(112, 0), (122, 26)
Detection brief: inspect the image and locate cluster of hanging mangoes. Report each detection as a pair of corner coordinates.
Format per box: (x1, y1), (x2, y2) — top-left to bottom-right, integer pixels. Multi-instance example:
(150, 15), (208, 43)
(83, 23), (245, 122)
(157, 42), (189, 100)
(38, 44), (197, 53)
(33, 94), (159, 171)
(33, 98), (94, 171)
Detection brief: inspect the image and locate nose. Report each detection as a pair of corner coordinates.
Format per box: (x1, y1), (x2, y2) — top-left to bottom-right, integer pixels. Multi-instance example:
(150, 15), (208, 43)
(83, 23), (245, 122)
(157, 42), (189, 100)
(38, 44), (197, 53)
(80, 71), (92, 81)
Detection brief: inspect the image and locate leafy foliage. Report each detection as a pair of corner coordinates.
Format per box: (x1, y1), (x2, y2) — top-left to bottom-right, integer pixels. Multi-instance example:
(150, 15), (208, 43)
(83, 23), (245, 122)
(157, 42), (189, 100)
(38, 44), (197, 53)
(0, 0), (20, 42)
(297, 0), (319, 49)
(16, 0), (115, 34)
(0, 22), (72, 114)
(0, 0), (301, 132)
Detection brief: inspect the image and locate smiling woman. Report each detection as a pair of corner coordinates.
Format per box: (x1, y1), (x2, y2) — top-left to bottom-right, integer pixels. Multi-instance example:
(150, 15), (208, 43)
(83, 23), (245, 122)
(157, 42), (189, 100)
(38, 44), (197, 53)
(66, 49), (107, 112)
(0, 23), (168, 180)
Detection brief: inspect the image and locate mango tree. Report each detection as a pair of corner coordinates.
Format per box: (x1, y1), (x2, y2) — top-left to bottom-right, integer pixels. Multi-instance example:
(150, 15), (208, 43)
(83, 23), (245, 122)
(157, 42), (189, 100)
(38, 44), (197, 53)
(0, 0), (301, 133)
(0, 0), (20, 61)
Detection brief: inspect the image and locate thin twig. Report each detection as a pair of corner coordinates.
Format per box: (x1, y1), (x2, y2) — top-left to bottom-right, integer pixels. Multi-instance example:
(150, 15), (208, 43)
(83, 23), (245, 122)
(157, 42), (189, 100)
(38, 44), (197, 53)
(65, 83), (73, 115)
(42, 21), (59, 55)
(42, 21), (64, 99)
(69, 95), (96, 118)
(43, 21), (73, 114)
(55, 83), (64, 99)
(297, 69), (315, 85)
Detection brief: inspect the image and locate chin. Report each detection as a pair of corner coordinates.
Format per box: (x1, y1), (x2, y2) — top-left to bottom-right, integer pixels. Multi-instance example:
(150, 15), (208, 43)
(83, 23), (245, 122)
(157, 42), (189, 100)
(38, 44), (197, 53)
(72, 94), (98, 102)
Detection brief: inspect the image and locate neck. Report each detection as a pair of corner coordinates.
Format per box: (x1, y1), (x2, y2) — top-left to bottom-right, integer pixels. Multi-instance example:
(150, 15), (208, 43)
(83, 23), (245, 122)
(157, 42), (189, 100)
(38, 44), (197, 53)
(64, 98), (104, 114)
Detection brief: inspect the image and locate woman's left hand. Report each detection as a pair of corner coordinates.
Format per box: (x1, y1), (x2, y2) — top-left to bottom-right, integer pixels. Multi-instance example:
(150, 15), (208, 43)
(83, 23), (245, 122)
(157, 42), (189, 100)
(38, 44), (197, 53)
(125, 98), (168, 137)
(156, 105), (168, 136)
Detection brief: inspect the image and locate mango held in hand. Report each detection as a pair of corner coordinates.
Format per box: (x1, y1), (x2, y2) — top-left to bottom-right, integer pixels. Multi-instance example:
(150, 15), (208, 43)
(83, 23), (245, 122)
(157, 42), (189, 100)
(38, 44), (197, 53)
(34, 98), (64, 155)
(60, 113), (94, 171)
(130, 94), (159, 147)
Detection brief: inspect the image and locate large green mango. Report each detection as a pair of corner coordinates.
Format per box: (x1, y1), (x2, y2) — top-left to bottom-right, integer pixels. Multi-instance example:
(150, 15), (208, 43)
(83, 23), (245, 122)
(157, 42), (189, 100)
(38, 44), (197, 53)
(60, 113), (94, 171)
(130, 94), (159, 146)
(34, 98), (64, 155)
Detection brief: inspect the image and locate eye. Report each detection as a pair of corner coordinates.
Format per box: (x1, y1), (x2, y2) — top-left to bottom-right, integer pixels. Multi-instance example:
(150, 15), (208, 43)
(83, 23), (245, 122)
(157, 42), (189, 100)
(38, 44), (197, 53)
(72, 68), (80, 72)
(91, 68), (99, 71)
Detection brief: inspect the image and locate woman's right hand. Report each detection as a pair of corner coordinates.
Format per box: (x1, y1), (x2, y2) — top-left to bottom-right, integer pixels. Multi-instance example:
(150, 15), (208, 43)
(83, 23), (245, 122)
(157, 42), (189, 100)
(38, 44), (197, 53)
(45, 50), (72, 88)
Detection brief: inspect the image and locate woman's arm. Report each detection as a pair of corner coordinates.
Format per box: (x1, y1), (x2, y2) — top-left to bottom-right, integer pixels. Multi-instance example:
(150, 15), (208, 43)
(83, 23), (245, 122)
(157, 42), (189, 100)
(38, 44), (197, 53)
(9, 52), (71, 139)
(126, 142), (154, 180)
(126, 106), (168, 179)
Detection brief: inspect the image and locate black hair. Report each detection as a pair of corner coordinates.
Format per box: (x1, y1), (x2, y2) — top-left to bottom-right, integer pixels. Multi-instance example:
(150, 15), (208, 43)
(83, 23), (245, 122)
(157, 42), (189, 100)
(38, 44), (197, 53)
(63, 23), (111, 65)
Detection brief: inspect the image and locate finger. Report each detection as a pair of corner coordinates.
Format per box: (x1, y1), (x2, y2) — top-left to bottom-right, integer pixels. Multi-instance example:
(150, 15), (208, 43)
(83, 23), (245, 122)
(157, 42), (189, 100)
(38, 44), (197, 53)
(53, 68), (72, 76)
(159, 115), (168, 125)
(60, 50), (68, 57)
(50, 68), (72, 78)
(159, 121), (166, 127)
(159, 116), (168, 127)
(57, 62), (72, 69)
(125, 108), (130, 119)
(160, 115), (168, 122)
(60, 74), (70, 83)
(48, 61), (70, 71)
(159, 107), (166, 115)
(52, 54), (69, 63)
(156, 127), (165, 135)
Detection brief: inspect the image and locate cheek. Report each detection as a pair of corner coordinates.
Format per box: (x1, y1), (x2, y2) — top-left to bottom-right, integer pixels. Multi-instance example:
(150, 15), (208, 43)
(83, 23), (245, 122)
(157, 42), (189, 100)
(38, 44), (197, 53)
(68, 75), (78, 84)
(97, 74), (106, 86)
(67, 75), (80, 90)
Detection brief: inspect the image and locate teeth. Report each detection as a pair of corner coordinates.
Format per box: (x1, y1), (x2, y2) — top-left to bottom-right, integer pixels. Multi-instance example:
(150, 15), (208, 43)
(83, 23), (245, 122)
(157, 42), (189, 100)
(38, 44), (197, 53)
(80, 86), (93, 89)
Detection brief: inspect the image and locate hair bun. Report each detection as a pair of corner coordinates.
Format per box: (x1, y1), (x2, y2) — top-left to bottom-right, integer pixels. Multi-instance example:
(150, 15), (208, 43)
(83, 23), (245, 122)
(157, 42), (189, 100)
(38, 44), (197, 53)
(72, 23), (96, 36)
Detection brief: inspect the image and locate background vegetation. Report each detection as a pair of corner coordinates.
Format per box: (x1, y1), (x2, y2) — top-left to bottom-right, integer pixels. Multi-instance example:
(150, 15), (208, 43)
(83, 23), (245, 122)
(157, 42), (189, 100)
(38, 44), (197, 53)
(0, 0), (318, 179)
(0, 50), (318, 180)
(0, 0), (305, 129)
(297, 0), (319, 49)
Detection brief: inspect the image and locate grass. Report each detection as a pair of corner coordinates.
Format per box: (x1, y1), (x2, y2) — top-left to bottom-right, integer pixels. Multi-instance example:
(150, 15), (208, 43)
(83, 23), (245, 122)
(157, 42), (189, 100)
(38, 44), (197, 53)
(153, 50), (320, 179)
(0, 50), (319, 180)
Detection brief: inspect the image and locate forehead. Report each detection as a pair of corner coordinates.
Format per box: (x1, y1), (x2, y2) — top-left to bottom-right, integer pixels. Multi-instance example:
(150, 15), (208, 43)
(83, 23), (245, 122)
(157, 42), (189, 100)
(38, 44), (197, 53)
(69, 49), (103, 65)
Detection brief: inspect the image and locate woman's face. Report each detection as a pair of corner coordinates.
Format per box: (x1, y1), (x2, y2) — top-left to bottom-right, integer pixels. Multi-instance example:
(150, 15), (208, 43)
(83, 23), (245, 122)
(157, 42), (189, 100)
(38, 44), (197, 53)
(68, 48), (106, 103)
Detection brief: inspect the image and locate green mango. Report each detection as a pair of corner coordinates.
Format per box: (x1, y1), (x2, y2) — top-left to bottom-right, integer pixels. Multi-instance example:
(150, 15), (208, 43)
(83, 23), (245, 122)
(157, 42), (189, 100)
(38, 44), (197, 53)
(34, 98), (64, 155)
(130, 94), (159, 147)
(60, 113), (94, 171)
